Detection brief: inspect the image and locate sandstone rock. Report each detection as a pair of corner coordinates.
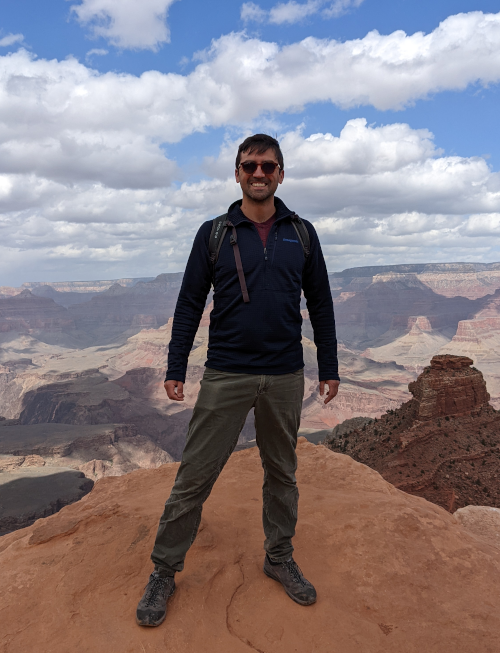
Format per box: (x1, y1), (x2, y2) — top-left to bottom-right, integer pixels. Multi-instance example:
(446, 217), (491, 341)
(1, 440), (500, 652)
(326, 357), (499, 513)
(79, 458), (111, 480)
(330, 262), (500, 300)
(21, 454), (45, 467)
(333, 274), (478, 348)
(0, 454), (24, 471)
(408, 355), (489, 420)
(429, 354), (474, 370)
(454, 505), (500, 548)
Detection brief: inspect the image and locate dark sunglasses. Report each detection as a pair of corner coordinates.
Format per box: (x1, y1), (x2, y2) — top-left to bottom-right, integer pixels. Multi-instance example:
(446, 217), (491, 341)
(238, 161), (281, 175)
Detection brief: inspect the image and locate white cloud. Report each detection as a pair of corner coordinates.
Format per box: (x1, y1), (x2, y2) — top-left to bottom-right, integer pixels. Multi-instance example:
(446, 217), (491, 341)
(1, 119), (500, 285)
(0, 11), (499, 162)
(270, 1), (322, 25)
(323, 0), (364, 18)
(241, 0), (364, 25)
(85, 48), (108, 61)
(1, 12), (500, 283)
(0, 33), (24, 47)
(69, 0), (178, 51)
(240, 2), (267, 22)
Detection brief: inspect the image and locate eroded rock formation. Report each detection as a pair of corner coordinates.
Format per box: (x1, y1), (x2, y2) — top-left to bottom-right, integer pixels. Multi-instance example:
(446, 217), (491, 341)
(0, 290), (74, 333)
(408, 355), (489, 420)
(326, 355), (499, 512)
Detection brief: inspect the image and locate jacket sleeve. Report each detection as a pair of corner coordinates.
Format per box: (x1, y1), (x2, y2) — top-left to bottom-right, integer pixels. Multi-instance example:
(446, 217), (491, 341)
(301, 220), (340, 382)
(165, 221), (213, 383)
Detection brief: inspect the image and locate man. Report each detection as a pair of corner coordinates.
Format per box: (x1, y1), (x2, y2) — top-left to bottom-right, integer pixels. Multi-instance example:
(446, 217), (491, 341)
(136, 134), (339, 627)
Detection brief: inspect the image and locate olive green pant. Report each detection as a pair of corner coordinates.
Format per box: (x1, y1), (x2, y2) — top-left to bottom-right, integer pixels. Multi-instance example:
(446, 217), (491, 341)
(151, 367), (304, 575)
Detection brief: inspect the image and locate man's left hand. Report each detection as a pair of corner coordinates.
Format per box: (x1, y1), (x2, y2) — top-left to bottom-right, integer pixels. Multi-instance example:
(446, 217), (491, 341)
(319, 380), (339, 404)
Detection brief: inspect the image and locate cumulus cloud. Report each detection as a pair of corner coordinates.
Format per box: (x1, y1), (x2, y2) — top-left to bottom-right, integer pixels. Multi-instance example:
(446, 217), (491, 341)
(1, 119), (500, 285)
(1, 11), (500, 283)
(0, 33), (24, 47)
(241, 0), (363, 25)
(0, 11), (499, 162)
(69, 0), (178, 50)
(269, 1), (322, 24)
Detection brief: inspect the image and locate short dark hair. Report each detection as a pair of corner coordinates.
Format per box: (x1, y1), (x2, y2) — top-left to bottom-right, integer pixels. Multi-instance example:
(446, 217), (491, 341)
(235, 134), (284, 171)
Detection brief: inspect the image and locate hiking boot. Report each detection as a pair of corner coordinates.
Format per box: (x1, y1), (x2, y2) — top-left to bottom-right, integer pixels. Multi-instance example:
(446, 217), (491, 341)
(136, 570), (176, 627)
(263, 555), (317, 606)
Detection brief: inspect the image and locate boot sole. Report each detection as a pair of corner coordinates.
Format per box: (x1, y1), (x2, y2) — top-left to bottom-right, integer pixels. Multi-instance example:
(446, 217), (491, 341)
(263, 567), (316, 606)
(136, 585), (176, 627)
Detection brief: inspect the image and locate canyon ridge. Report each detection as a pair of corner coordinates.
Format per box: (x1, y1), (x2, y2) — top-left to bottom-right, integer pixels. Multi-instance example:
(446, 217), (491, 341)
(1, 262), (500, 529)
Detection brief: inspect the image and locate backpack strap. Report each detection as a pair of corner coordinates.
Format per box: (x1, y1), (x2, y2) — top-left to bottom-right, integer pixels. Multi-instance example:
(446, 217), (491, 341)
(227, 221), (250, 303)
(208, 213), (228, 281)
(208, 214), (250, 303)
(291, 213), (310, 259)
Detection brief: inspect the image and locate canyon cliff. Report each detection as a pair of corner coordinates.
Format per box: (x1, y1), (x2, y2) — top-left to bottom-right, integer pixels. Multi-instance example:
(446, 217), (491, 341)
(326, 355), (499, 512)
(1, 439), (500, 652)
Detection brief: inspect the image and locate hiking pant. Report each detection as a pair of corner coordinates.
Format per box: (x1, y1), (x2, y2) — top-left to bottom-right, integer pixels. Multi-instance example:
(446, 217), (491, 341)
(151, 367), (304, 575)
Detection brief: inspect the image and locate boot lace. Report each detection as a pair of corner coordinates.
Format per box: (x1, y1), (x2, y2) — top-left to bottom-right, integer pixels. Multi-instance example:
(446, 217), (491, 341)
(283, 559), (305, 585)
(144, 573), (168, 607)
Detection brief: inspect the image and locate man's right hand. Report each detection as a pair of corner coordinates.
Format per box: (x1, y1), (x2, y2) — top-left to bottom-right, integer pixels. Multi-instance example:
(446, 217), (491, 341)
(164, 380), (184, 401)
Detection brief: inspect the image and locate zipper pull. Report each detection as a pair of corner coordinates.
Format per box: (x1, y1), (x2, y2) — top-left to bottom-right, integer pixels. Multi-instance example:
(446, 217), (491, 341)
(264, 247), (268, 260)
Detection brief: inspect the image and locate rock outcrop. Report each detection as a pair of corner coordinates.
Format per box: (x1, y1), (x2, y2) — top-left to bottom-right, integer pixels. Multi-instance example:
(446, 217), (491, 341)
(330, 262), (500, 300)
(1, 439), (500, 652)
(332, 275), (478, 348)
(0, 421), (174, 533)
(326, 355), (499, 512)
(454, 505), (500, 548)
(0, 466), (93, 534)
(408, 354), (489, 420)
(0, 290), (74, 333)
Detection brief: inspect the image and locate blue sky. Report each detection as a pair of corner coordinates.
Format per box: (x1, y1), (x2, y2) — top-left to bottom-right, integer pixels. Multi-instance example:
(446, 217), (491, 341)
(1, 0), (500, 284)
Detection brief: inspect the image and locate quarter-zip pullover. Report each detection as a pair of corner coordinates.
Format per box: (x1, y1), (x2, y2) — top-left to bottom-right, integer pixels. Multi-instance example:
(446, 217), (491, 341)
(166, 197), (339, 383)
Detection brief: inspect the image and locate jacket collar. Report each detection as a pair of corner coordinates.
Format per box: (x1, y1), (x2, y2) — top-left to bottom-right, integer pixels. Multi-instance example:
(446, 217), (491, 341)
(226, 196), (293, 226)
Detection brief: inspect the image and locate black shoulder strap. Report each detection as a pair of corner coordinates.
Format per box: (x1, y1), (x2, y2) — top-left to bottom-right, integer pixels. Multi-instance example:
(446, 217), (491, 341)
(208, 214), (228, 275)
(291, 213), (310, 259)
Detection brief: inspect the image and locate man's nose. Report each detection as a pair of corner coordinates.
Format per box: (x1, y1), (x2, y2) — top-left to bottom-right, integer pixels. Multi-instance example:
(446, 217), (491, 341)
(253, 165), (266, 178)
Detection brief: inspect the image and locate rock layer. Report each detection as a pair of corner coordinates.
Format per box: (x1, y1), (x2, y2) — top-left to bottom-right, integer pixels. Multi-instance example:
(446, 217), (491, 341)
(408, 355), (490, 420)
(1, 440), (500, 652)
(326, 356), (499, 513)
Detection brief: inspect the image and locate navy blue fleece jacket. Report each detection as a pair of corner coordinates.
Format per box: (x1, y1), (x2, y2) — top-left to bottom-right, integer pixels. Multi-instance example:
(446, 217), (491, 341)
(166, 197), (339, 382)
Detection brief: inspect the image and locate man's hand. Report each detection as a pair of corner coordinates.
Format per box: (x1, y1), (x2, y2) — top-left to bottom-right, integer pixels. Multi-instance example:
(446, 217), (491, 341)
(319, 380), (339, 405)
(164, 380), (184, 401)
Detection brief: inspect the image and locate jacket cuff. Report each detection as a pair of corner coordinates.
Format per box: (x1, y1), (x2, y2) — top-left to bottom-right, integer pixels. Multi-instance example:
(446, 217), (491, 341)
(318, 373), (340, 382)
(165, 370), (186, 383)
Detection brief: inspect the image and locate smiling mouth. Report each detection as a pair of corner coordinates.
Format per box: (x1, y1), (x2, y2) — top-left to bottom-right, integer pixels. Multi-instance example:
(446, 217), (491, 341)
(250, 182), (267, 187)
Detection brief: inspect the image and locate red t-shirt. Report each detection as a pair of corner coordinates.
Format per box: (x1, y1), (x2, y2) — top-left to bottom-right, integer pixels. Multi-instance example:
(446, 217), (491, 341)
(246, 213), (276, 248)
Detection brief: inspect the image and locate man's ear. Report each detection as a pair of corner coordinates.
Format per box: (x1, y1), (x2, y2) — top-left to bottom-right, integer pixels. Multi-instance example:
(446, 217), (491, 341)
(235, 168), (240, 183)
(279, 169), (285, 184)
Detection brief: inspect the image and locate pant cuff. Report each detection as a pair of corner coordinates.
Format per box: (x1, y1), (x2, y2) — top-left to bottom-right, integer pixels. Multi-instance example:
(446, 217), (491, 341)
(266, 551), (293, 563)
(154, 565), (176, 578)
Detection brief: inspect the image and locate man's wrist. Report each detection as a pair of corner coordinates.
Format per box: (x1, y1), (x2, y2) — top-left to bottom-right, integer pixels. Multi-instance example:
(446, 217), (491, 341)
(165, 373), (186, 383)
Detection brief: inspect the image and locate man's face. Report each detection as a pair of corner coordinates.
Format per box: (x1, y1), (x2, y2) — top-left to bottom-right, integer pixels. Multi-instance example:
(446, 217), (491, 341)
(235, 148), (284, 202)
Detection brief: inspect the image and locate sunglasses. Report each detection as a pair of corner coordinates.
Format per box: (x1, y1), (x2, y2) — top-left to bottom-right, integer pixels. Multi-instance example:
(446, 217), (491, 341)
(238, 161), (281, 175)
